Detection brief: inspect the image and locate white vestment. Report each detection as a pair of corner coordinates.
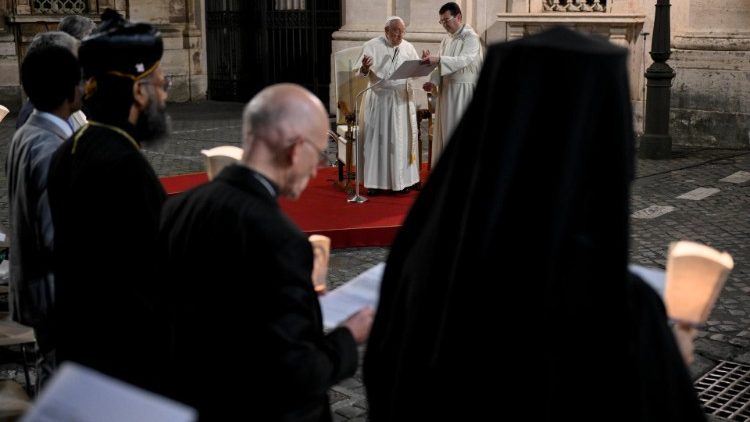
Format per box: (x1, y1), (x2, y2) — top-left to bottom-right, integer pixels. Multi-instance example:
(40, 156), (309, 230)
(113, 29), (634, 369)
(429, 24), (483, 165)
(357, 37), (420, 191)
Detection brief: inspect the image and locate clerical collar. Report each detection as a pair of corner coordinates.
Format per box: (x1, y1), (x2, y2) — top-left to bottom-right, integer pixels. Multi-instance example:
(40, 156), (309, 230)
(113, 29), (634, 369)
(252, 171), (278, 198)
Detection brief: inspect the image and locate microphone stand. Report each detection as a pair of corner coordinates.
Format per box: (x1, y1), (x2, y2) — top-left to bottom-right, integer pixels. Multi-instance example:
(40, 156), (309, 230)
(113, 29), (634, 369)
(348, 79), (383, 203)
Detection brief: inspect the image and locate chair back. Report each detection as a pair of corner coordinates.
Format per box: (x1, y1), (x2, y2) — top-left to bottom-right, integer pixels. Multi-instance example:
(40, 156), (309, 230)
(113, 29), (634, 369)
(200, 146), (243, 180)
(334, 46), (367, 125)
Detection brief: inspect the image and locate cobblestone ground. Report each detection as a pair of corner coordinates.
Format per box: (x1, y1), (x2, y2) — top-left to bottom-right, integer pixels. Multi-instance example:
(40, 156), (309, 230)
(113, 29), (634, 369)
(1, 102), (748, 421)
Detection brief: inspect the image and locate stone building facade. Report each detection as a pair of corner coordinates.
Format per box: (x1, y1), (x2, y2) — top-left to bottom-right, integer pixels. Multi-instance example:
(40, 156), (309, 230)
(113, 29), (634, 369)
(1, 1), (747, 148)
(0, 0), (207, 111)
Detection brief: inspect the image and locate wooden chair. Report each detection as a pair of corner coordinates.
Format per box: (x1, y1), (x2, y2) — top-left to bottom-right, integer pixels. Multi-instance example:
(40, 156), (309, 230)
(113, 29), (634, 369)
(0, 318), (38, 397)
(416, 93), (435, 170)
(200, 146), (243, 180)
(0, 379), (31, 419)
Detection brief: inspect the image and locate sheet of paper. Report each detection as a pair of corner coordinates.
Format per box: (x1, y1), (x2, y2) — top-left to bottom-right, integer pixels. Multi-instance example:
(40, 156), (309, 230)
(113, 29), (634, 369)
(629, 263), (666, 298)
(389, 60), (437, 80)
(21, 362), (197, 422)
(319, 262), (385, 330)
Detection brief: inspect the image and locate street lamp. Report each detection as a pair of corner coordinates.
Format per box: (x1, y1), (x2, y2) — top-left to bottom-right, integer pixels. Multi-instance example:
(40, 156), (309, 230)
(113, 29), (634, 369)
(638, 0), (675, 159)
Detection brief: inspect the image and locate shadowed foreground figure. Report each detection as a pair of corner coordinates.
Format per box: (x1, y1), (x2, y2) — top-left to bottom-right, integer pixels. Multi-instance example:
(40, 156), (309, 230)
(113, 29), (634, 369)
(363, 27), (706, 421)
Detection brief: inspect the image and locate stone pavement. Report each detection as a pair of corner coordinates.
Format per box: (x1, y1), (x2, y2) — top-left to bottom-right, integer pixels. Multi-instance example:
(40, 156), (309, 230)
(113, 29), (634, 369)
(0, 101), (748, 420)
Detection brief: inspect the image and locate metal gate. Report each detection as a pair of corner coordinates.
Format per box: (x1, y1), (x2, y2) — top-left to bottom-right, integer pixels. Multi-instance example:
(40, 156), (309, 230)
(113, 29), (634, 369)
(206, 0), (341, 105)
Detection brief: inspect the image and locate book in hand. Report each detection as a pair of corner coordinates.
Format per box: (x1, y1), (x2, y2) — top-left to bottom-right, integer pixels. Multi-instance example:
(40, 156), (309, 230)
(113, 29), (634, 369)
(389, 60), (438, 80)
(664, 240), (734, 325)
(629, 264), (666, 298)
(319, 262), (384, 330)
(21, 362), (197, 422)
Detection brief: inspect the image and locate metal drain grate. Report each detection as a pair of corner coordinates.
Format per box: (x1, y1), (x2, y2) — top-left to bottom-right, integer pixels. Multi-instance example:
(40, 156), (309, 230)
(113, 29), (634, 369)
(695, 361), (750, 420)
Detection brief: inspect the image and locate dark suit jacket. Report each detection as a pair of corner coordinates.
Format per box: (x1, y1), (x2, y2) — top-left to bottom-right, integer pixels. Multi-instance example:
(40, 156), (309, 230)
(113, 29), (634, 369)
(6, 111), (69, 351)
(158, 164), (358, 421)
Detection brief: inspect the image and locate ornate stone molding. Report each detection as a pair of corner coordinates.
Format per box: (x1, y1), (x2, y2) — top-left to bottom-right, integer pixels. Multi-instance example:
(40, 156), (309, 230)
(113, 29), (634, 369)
(497, 13), (644, 44)
(673, 32), (750, 51)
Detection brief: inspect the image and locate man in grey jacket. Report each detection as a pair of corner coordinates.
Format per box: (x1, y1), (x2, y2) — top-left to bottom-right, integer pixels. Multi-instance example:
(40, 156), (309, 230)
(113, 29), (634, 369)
(6, 42), (83, 385)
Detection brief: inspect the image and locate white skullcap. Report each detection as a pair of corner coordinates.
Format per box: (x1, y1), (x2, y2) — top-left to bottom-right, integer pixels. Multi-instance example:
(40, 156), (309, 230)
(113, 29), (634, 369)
(384, 16), (404, 28)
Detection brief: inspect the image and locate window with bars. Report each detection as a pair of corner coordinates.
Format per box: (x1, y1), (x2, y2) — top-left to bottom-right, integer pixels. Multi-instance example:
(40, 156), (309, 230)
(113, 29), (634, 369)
(543, 0), (608, 12)
(33, 0), (88, 14)
(274, 0), (306, 11)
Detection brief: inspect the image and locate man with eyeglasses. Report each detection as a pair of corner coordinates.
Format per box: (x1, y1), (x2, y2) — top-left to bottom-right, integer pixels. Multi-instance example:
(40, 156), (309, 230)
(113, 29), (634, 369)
(422, 2), (483, 165)
(47, 9), (171, 392)
(356, 16), (421, 195)
(156, 83), (374, 420)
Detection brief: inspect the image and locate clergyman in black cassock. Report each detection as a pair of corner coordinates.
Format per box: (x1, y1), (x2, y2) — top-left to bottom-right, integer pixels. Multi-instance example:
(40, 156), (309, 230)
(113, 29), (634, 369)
(157, 83), (373, 421)
(363, 27), (706, 421)
(47, 10), (170, 391)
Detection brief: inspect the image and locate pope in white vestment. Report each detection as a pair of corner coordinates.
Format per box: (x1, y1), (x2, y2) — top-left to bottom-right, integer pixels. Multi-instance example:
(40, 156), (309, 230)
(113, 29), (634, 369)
(423, 4), (483, 165)
(357, 17), (420, 193)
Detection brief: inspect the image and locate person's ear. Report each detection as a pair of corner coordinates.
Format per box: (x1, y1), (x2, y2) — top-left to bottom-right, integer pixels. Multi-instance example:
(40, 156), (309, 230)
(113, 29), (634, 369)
(132, 80), (150, 110)
(286, 140), (302, 166)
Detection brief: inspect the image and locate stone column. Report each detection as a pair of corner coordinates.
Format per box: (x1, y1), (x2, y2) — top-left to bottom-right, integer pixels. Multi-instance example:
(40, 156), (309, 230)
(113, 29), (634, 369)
(669, 0), (750, 148)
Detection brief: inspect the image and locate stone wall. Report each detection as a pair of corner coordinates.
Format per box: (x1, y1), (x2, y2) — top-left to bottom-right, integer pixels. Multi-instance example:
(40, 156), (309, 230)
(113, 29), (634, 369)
(668, 0), (750, 148)
(0, 0), (207, 112)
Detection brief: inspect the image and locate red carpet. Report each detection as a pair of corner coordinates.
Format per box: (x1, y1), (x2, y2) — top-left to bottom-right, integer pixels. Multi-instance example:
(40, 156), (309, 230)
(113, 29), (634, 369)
(160, 166), (426, 249)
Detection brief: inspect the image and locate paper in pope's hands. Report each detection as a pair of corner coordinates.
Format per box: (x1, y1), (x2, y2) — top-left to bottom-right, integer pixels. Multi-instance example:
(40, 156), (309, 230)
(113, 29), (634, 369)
(319, 262), (384, 330)
(389, 60), (438, 80)
(21, 362), (197, 422)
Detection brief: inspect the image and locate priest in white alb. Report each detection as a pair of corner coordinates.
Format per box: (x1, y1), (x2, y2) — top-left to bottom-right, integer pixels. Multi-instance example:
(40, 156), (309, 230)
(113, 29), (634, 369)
(356, 16), (420, 195)
(422, 2), (483, 165)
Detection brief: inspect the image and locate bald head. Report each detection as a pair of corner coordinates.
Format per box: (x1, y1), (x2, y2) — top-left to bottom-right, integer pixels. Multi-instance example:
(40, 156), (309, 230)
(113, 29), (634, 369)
(241, 83), (329, 200)
(242, 83), (327, 149)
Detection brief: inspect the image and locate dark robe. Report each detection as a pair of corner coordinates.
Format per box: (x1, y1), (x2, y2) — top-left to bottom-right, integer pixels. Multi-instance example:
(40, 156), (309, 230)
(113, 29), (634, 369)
(47, 121), (167, 391)
(158, 164), (358, 421)
(363, 27), (706, 421)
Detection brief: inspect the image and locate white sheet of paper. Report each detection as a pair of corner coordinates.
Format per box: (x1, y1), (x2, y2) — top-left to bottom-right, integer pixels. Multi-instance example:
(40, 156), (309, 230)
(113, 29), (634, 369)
(389, 60), (437, 80)
(21, 363), (197, 422)
(319, 262), (385, 330)
(629, 263), (666, 298)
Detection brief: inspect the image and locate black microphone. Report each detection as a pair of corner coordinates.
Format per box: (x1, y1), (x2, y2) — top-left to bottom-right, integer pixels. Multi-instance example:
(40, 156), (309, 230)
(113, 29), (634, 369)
(391, 47), (400, 63)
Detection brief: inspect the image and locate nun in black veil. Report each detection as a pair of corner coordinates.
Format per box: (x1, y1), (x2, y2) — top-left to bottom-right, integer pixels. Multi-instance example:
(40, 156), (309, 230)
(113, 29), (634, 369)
(363, 27), (706, 421)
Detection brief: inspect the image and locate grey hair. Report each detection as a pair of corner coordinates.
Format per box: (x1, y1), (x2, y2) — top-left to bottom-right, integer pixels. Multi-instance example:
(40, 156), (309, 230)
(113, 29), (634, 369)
(28, 31), (79, 55)
(384, 16), (404, 29)
(58, 15), (96, 40)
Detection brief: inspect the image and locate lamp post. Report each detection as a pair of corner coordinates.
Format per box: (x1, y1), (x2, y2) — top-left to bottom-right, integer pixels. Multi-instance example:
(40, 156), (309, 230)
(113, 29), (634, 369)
(638, 0), (675, 159)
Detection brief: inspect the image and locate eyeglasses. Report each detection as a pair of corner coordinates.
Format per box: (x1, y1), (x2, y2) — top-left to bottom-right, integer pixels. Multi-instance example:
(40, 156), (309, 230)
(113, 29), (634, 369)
(438, 16), (456, 25)
(388, 29), (406, 36)
(299, 136), (329, 167)
(140, 75), (172, 92)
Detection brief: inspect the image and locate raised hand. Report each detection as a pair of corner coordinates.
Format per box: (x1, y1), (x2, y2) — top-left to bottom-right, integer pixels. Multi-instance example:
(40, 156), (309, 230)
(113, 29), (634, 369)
(361, 54), (373, 74)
